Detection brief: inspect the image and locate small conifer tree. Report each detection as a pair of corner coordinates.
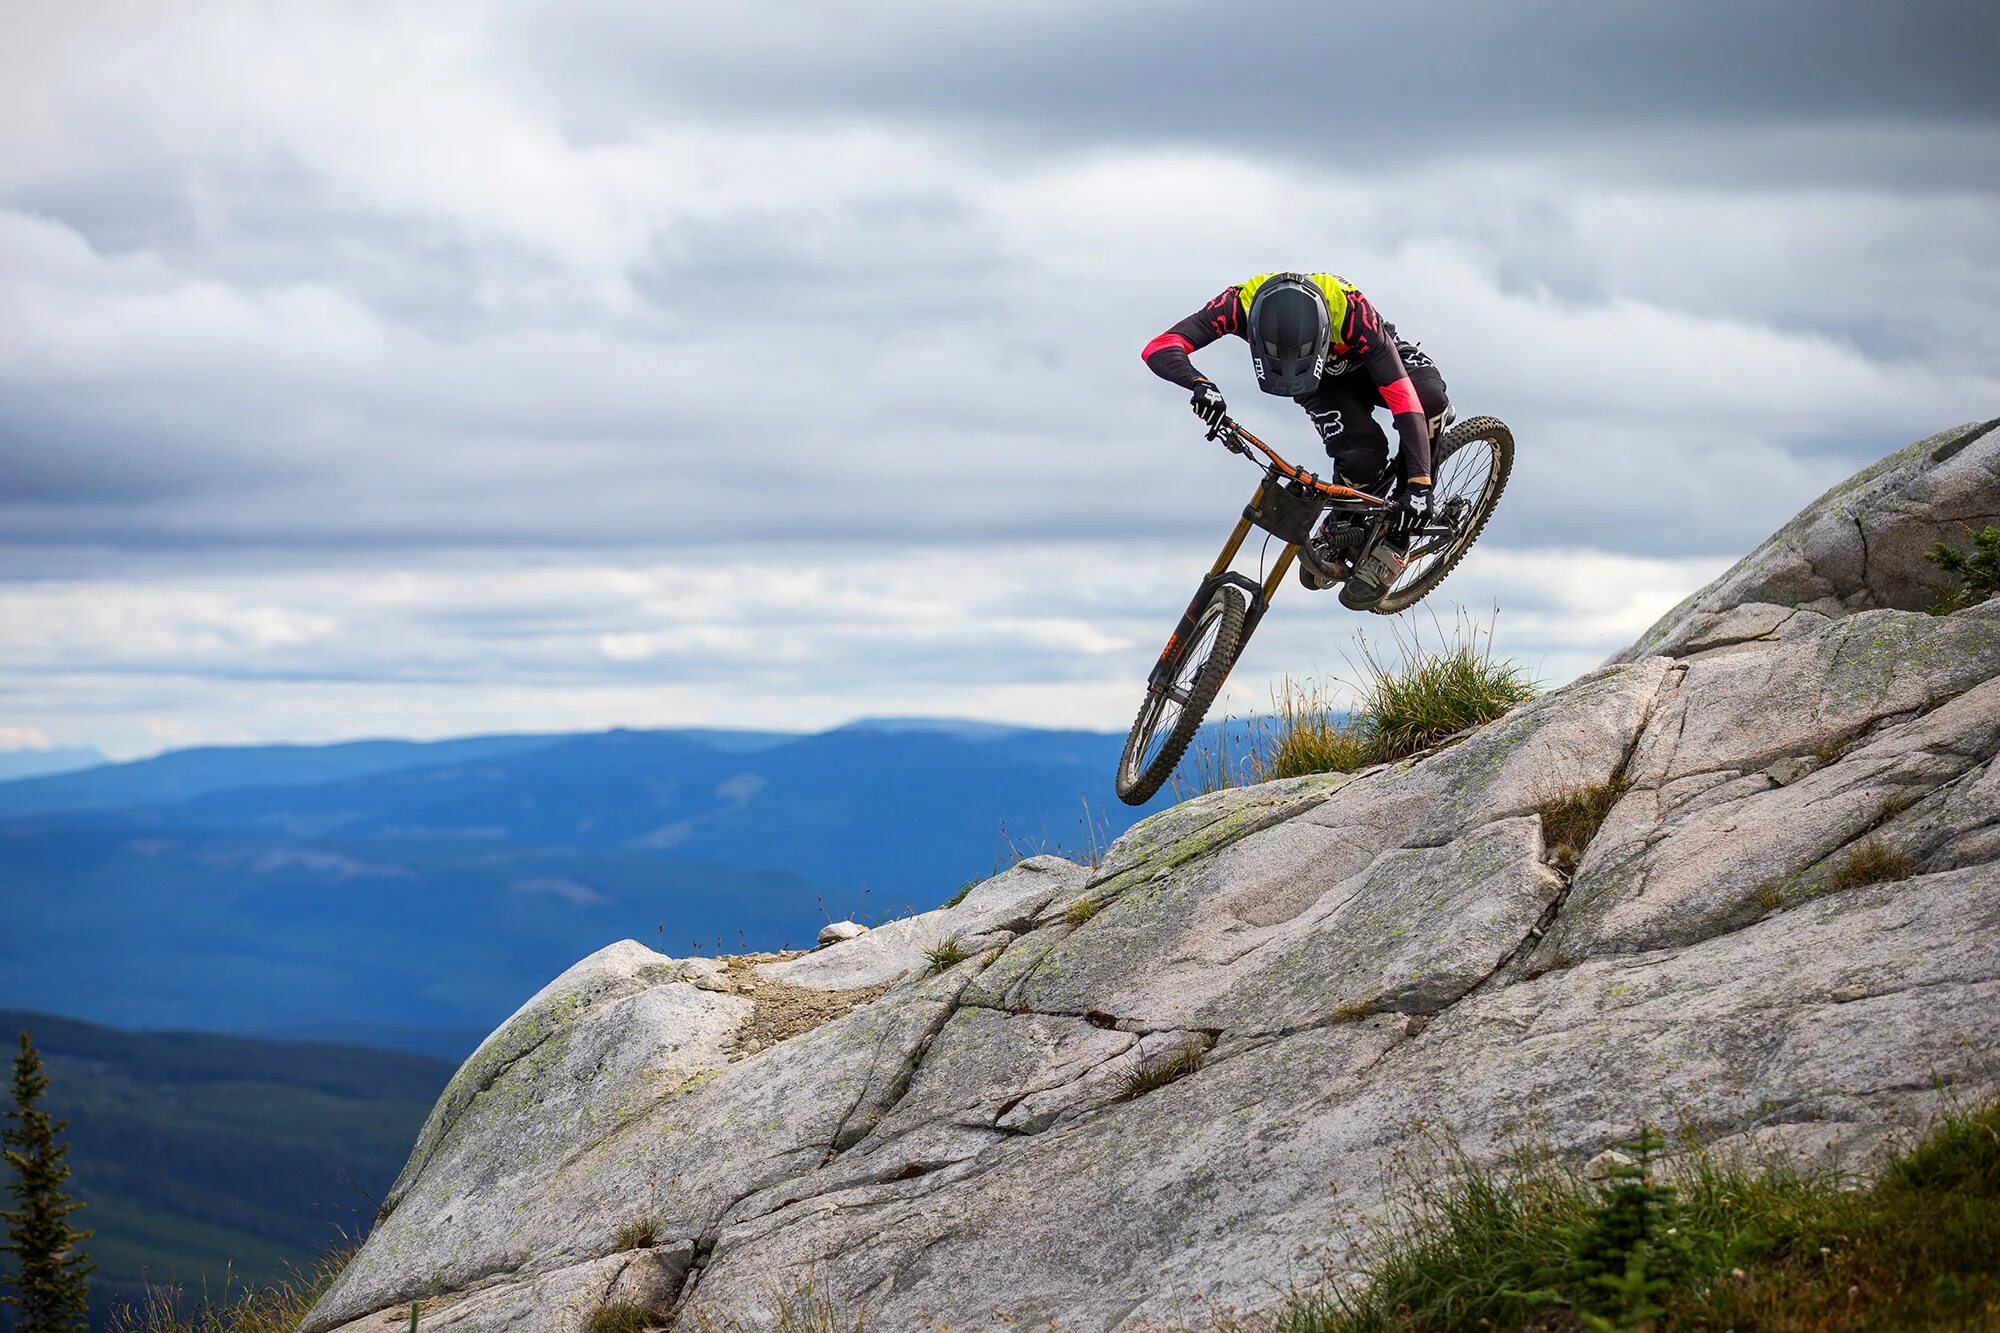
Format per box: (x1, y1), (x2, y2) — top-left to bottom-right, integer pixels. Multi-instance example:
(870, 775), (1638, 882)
(1924, 524), (2000, 614)
(1567, 1127), (1695, 1331)
(1, 1031), (94, 1333)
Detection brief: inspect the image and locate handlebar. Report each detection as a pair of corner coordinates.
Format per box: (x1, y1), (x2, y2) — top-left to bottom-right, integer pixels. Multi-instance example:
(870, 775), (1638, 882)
(1206, 416), (1392, 506)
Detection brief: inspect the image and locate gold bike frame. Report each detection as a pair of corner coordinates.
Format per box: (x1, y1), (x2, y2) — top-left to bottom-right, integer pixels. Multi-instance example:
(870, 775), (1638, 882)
(1202, 478), (1307, 611)
(1154, 424), (1393, 681)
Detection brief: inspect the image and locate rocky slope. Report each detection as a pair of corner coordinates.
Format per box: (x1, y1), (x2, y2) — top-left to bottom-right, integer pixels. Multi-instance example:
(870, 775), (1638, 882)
(304, 420), (2000, 1333)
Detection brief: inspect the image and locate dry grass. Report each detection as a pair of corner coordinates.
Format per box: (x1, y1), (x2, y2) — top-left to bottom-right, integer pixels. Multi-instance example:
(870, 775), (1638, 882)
(1171, 717), (1256, 800)
(587, 1305), (666, 1333)
(1829, 839), (1912, 891)
(1348, 616), (1538, 764)
(108, 1247), (354, 1333)
(1063, 895), (1107, 927)
(1168, 617), (1540, 799)
(1878, 790), (1919, 820)
(675, 1269), (869, 1332)
(1225, 616), (1538, 791)
(998, 797), (1113, 869)
(1251, 676), (1374, 781)
(1119, 1043), (1205, 1101)
(1534, 780), (1627, 872)
(615, 1217), (662, 1251)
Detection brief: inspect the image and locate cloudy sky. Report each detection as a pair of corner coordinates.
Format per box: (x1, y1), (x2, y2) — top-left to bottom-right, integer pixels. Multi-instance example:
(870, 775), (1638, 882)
(3, 1), (1996, 758)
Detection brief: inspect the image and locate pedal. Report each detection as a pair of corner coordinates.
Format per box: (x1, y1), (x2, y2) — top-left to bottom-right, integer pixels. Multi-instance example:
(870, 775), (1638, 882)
(1297, 543), (1346, 591)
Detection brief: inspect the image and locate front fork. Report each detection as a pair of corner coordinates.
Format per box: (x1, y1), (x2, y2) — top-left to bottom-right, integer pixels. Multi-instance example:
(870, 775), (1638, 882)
(1146, 481), (1298, 692)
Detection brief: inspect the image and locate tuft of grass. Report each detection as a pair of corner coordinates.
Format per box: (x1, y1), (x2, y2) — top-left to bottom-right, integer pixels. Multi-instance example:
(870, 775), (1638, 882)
(1063, 895), (1106, 927)
(675, 1268), (868, 1332)
(998, 796), (1113, 869)
(1877, 790), (1918, 820)
(1812, 736), (1850, 767)
(1753, 877), (1788, 912)
(109, 1247), (354, 1333)
(1332, 999), (1376, 1022)
(1829, 838), (1912, 891)
(615, 1216), (661, 1250)
(1240, 617), (1539, 788)
(1349, 613), (1539, 765)
(1271, 1098), (2000, 1332)
(941, 879), (978, 909)
(1171, 716), (1256, 801)
(922, 932), (970, 973)
(1924, 523), (2000, 614)
(1162, 616), (1539, 795)
(1272, 1131), (1584, 1332)
(1119, 1042), (1205, 1101)
(1535, 780), (1626, 872)
(1250, 676), (1374, 782)
(587, 1304), (665, 1333)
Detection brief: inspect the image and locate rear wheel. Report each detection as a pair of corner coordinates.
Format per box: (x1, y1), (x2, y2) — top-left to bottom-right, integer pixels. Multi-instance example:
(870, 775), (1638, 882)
(1372, 415), (1514, 614)
(1115, 584), (1247, 806)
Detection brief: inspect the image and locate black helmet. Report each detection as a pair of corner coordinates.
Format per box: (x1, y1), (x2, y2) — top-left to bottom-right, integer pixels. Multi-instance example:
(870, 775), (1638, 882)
(1246, 274), (1330, 396)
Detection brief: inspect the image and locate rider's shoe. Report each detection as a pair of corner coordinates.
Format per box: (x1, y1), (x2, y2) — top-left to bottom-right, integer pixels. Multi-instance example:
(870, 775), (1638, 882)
(1339, 533), (1409, 610)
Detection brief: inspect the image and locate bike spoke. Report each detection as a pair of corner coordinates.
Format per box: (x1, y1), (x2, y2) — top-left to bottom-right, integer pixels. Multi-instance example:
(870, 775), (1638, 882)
(1393, 437), (1496, 596)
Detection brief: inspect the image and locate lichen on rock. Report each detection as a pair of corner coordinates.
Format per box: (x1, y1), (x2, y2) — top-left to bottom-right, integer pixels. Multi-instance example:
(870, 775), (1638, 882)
(307, 423), (2000, 1333)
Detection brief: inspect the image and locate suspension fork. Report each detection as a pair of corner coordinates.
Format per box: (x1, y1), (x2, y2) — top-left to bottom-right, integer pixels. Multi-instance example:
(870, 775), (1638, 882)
(1258, 545), (1299, 617)
(1147, 481), (1287, 691)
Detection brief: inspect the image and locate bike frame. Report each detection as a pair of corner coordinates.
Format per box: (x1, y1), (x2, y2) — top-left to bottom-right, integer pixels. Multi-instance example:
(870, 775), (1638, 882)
(1146, 418), (1392, 692)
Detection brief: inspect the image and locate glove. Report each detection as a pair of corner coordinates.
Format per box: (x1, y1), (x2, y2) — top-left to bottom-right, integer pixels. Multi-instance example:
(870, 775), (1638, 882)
(1396, 480), (1433, 534)
(1190, 382), (1227, 430)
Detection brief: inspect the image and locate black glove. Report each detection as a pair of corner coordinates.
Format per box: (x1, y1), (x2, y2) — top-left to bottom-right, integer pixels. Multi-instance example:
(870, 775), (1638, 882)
(1190, 382), (1227, 430)
(1396, 480), (1433, 534)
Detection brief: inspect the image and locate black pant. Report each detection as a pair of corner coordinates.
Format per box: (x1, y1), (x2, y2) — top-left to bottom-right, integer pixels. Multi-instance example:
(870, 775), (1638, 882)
(1296, 362), (1449, 488)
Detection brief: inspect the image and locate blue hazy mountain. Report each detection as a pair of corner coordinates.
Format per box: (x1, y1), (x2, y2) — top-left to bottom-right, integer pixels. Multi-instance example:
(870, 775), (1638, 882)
(0, 745), (107, 782)
(0, 721), (1171, 1058)
(0, 732), (573, 817)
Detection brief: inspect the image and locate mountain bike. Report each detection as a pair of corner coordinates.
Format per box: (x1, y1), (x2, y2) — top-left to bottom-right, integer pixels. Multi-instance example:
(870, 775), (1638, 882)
(1114, 412), (1514, 805)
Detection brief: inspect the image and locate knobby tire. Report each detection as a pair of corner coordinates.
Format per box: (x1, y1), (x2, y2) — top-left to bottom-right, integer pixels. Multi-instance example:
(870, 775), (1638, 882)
(1371, 415), (1514, 614)
(1114, 584), (1247, 806)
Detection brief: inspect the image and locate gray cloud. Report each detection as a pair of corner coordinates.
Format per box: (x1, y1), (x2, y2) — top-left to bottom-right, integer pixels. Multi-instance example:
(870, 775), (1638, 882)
(0, 1), (1994, 753)
(505, 2), (2000, 178)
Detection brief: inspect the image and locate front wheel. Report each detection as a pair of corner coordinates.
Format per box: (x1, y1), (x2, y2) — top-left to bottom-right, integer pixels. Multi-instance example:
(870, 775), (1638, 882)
(1371, 415), (1514, 614)
(1115, 584), (1247, 806)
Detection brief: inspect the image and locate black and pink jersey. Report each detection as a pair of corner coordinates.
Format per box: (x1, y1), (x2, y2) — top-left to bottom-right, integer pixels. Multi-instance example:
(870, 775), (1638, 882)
(1142, 273), (1435, 481)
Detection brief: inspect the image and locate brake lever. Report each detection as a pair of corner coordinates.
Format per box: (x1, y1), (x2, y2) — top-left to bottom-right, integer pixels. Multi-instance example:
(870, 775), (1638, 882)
(1206, 419), (1251, 455)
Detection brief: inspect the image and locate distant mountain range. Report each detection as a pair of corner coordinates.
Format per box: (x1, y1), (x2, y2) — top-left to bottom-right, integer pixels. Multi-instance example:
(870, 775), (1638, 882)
(0, 744), (107, 782)
(0, 720), (1176, 1059)
(0, 1010), (452, 1330)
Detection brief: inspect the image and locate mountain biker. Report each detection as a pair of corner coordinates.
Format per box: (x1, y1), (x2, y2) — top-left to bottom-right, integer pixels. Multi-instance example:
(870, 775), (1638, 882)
(1142, 272), (1448, 605)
